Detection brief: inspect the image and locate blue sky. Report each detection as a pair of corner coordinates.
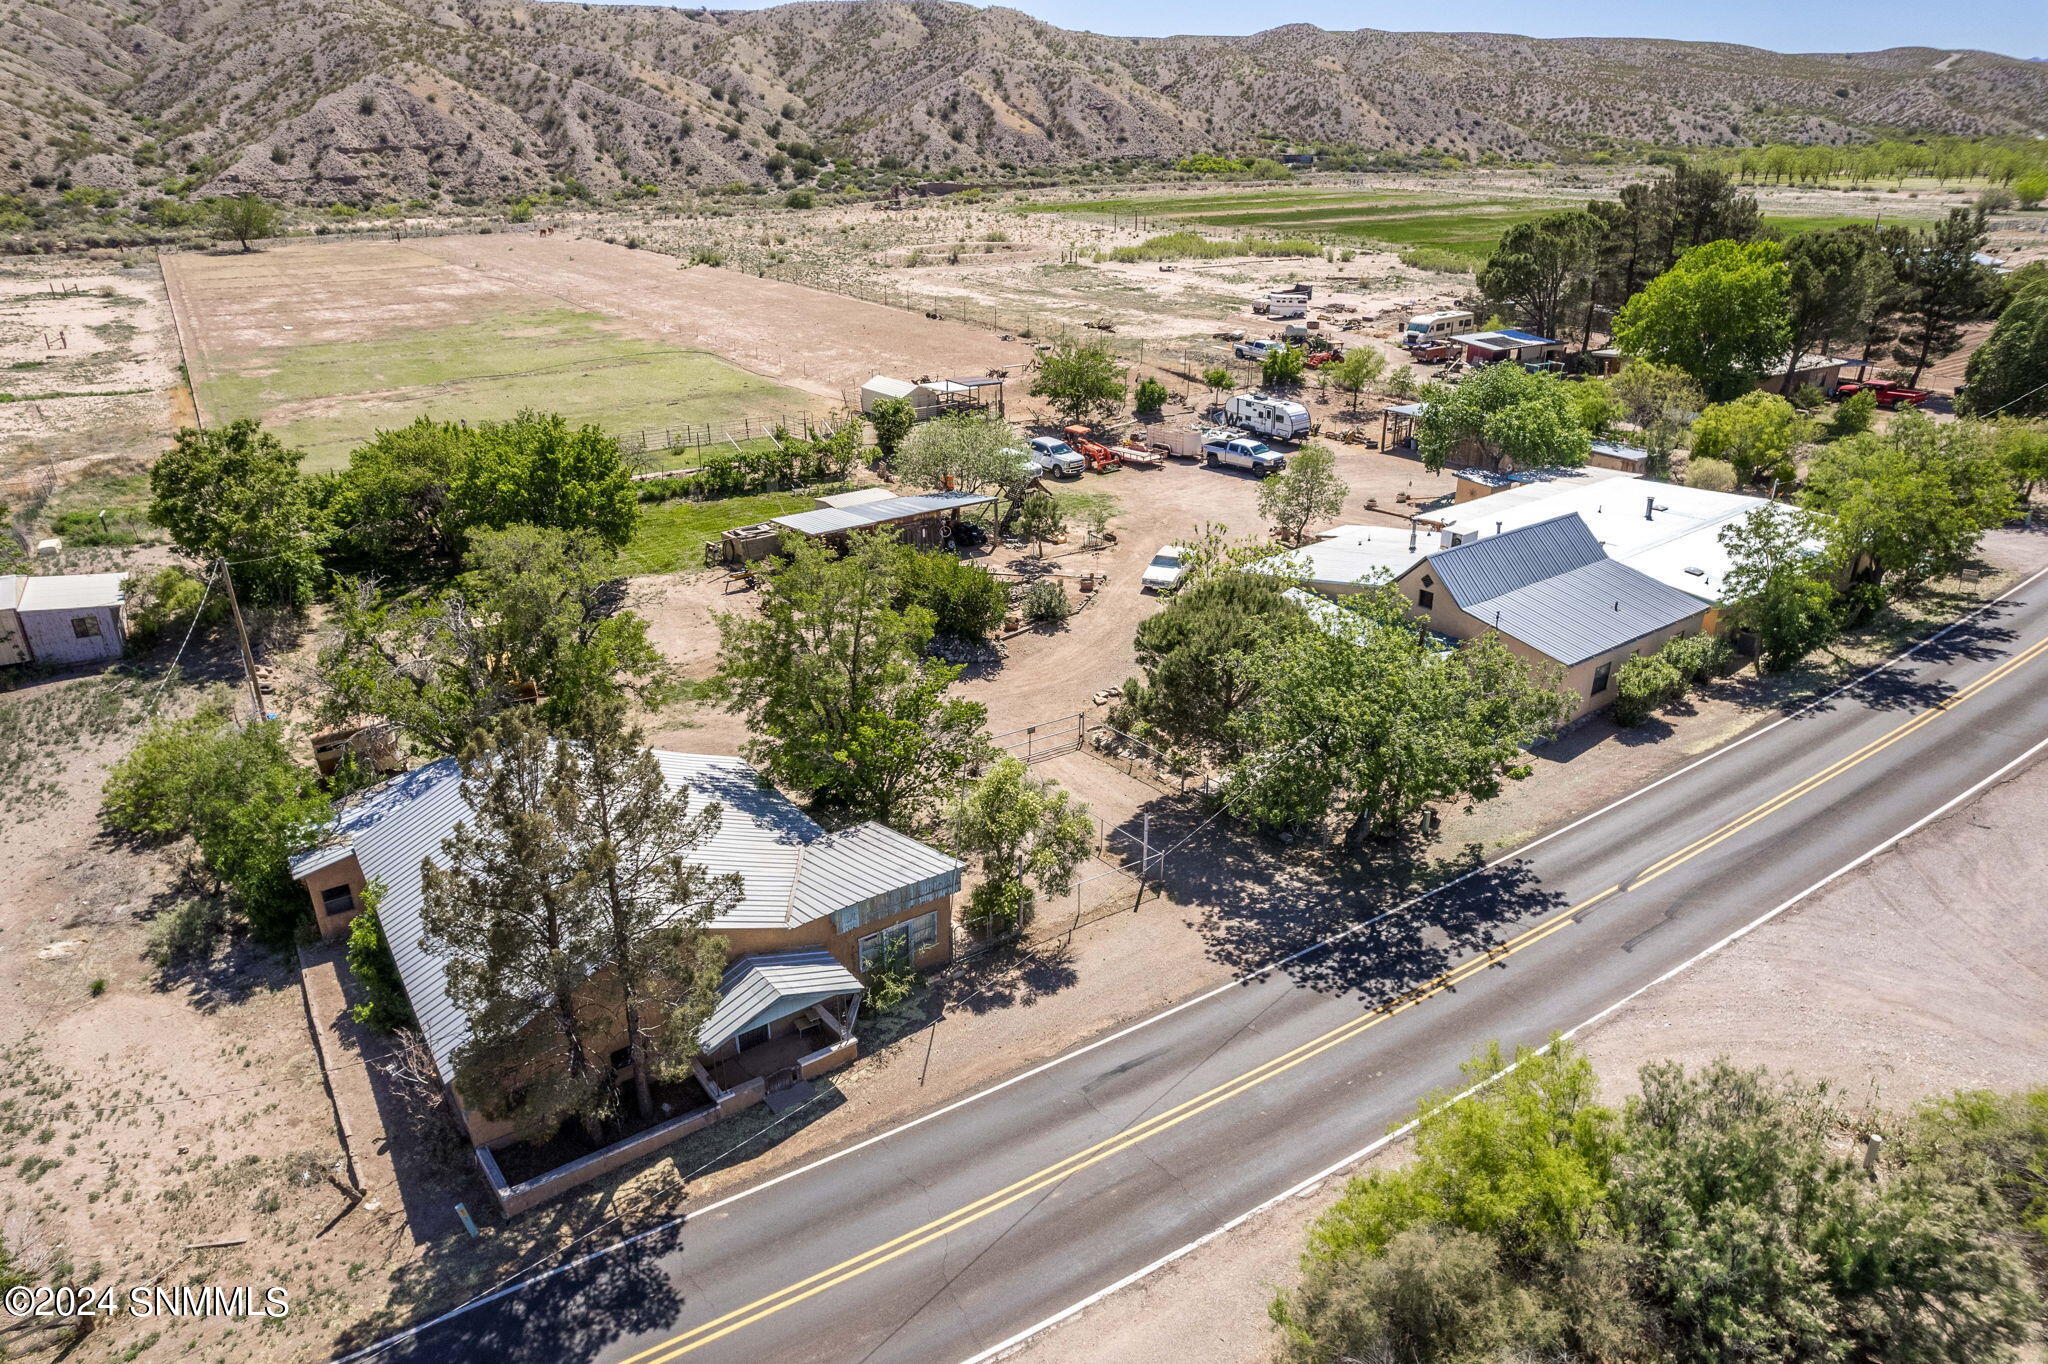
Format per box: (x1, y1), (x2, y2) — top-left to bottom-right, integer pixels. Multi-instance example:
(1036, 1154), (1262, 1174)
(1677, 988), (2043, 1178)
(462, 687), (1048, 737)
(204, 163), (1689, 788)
(665, 0), (2047, 61)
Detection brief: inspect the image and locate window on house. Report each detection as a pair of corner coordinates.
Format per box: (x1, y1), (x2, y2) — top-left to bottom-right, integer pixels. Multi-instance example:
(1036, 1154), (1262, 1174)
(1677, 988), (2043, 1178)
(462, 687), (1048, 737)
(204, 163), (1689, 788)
(859, 911), (940, 970)
(320, 883), (356, 916)
(71, 615), (102, 639)
(1592, 662), (1612, 694)
(1417, 589), (1434, 610)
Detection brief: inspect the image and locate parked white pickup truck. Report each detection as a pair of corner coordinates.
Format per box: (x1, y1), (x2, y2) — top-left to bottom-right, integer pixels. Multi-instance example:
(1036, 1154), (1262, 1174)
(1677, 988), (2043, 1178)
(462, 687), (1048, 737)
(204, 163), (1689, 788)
(1025, 435), (1085, 478)
(1202, 432), (1288, 477)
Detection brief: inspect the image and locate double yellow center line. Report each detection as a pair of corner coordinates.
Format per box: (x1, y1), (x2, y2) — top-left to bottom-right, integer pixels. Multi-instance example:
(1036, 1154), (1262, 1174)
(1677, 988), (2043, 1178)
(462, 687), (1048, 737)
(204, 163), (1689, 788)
(617, 628), (2048, 1363)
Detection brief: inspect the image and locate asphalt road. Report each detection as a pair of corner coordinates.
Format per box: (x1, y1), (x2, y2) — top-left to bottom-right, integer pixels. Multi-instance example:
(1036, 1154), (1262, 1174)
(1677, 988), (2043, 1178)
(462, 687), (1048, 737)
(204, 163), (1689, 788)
(362, 563), (2048, 1364)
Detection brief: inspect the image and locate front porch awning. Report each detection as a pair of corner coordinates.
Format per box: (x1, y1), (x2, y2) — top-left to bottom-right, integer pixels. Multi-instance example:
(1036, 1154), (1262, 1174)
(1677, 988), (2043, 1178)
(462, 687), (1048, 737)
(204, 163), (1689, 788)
(698, 950), (865, 1055)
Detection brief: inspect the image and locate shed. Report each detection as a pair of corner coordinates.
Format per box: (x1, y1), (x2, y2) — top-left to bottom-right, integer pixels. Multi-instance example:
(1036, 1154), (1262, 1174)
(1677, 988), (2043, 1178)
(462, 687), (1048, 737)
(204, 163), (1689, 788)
(858, 374), (1005, 420)
(1586, 440), (1652, 474)
(0, 576), (27, 666)
(1760, 354), (1855, 396)
(714, 490), (997, 564)
(1450, 330), (1567, 366)
(6, 572), (127, 666)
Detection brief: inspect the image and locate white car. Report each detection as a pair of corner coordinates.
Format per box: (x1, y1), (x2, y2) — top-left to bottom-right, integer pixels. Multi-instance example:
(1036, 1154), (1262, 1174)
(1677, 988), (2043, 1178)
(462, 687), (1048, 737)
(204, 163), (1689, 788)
(1141, 545), (1188, 593)
(1233, 338), (1282, 361)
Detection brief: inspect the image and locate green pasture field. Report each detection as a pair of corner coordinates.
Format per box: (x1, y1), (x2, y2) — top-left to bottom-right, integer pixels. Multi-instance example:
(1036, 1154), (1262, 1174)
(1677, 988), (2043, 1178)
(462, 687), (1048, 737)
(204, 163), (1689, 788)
(1031, 188), (1912, 265)
(197, 307), (815, 474)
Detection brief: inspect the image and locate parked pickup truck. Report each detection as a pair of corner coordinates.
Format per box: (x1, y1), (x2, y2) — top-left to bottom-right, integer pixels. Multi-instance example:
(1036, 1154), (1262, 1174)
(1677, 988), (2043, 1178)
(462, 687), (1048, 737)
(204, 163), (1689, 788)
(1831, 380), (1931, 410)
(1202, 432), (1288, 477)
(1233, 338), (1284, 361)
(1025, 435), (1086, 478)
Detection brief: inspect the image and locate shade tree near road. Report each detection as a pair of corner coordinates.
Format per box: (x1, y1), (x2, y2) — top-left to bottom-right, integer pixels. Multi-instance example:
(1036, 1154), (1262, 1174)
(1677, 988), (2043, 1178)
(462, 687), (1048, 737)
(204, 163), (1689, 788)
(1273, 1041), (2038, 1364)
(420, 706), (740, 1139)
(1224, 585), (1574, 848)
(1801, 413), (2015, 595)
(1718, 508), (1841, 672)
(568, 699), (741, 1121)
(714, 530), (991, 827)
(944, 757), (1094, 934)
(1116, 569), (1306, 762)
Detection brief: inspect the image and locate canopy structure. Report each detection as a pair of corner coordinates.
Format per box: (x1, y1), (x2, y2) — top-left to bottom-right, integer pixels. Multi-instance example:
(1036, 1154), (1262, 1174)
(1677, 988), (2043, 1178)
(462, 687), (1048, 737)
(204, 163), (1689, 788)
(699, 951), (865, 1055)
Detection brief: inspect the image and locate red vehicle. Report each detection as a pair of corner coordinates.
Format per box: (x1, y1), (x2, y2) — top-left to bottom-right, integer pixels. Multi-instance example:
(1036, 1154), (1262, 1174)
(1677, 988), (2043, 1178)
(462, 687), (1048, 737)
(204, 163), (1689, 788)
(1832, 380), (1931, 410)
(1304, 348), (1344, 369)
(1409, 342), (1458, 364)
(1061, 425), (1122, 472)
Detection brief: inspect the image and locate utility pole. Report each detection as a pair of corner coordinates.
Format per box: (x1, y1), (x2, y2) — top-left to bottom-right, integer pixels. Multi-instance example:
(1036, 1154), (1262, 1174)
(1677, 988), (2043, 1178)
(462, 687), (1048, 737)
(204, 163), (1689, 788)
(218, 558), (267, 724)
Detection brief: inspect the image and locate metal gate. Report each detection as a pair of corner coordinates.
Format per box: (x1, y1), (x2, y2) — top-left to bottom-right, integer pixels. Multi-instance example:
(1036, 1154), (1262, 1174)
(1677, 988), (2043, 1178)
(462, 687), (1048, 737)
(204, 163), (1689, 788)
(989, 713), (1084, 763)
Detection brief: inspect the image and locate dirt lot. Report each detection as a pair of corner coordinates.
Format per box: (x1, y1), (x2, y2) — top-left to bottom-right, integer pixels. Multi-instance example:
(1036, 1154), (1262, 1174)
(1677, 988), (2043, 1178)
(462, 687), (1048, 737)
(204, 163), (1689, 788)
(0, 257), (186, 487)
(404, 232), (1036, 405)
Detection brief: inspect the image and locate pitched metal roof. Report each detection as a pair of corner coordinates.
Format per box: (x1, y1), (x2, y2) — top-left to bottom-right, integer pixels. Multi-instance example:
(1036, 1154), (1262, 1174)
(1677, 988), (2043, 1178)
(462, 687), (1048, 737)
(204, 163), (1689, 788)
(1428, 515), (1707, 666)
(698, 950), (864, 1055)
(1430, 514), (1606, 606)
(16, 572), (127, 612)
(291, 750), (960, 1084)
(772, 491), (994, 536)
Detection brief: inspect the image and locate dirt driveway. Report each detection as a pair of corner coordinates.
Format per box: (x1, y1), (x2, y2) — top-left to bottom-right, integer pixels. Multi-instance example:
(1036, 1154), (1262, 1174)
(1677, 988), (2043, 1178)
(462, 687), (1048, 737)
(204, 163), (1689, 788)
(408, 233), (1037, 403)
(638, 448), (1459, 753)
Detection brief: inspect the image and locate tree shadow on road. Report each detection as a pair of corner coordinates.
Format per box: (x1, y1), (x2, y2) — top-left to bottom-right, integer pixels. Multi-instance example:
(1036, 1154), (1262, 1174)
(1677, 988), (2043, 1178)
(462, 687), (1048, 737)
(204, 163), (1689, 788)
(1117, 786), (1570, 1004)
(335, 1215), (690, 1363)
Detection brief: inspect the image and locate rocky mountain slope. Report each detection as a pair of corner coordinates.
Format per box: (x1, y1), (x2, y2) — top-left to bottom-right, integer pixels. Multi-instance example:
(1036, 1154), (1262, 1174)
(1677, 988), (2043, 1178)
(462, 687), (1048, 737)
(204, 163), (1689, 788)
(6, 0), (2046, 203)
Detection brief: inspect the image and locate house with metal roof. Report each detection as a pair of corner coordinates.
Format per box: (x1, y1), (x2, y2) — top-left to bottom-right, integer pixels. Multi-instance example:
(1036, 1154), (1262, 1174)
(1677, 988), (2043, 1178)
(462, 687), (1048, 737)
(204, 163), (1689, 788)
(1449, 329), (1568, 366)
(1422, 477), (1793, 608)
(0, 572), (127, 667)
(288, 749), (962, 1155)
(1393, 514), (1712, 718)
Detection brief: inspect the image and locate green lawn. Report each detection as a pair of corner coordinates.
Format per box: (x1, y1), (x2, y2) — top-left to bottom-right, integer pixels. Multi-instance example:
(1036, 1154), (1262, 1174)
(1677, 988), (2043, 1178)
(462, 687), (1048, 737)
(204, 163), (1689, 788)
(198, 307), (816, 473)
(621, 489), (831, 574)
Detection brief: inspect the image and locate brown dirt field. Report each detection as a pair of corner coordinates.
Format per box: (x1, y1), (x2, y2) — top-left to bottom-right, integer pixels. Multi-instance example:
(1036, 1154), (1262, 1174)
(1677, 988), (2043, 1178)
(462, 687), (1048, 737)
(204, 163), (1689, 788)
(0, 258), (183, 485)
(407, 233), (1037, 403)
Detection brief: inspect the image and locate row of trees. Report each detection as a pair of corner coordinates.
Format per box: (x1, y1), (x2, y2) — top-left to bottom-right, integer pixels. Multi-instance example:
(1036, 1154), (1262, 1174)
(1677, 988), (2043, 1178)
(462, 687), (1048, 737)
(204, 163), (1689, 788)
(1272, 1041), (2046, 1364)
(146, 411), (644, 610)
(1480, 162), (2005, 399)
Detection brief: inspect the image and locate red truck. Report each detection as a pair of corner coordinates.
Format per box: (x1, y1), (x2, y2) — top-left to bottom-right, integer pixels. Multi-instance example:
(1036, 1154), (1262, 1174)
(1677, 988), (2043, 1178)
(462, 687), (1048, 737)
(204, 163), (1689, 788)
(1831, 380), (1931, 410)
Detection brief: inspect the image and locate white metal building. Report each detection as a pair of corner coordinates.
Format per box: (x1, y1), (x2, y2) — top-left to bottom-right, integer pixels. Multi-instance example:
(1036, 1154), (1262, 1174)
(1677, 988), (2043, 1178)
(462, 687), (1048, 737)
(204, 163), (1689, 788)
(2, 572), (127, 666)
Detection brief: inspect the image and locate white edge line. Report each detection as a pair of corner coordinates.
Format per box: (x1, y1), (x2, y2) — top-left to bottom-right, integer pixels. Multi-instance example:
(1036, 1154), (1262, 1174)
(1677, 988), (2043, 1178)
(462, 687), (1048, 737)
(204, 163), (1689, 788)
(336, 561), (2048, 1362)
(960, 727), (2048, 1364)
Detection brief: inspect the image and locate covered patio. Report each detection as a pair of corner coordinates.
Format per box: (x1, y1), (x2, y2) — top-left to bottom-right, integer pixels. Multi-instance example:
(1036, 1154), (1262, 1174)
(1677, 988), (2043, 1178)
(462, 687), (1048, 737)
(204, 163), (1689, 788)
(696, 950), (865, 1094)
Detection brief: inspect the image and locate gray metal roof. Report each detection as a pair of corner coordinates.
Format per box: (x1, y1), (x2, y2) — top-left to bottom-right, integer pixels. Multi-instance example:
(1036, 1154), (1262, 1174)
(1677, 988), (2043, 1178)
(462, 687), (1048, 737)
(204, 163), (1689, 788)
(698, 950), (864, 1055)
(1431, 514), (1606, 605)
(16, 572), (127, 612)
(291, 750), (960, 1084)
(0, 575), (22, 610)
(773, 491), (994, 536)
(1429, 515), (1706, 666)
